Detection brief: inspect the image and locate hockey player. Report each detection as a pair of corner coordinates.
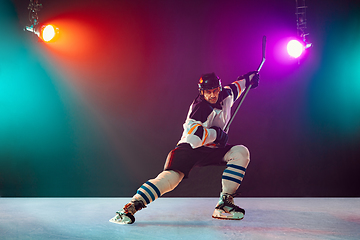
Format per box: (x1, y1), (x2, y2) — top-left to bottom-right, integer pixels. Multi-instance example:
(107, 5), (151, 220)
(110, 71), (259, 224)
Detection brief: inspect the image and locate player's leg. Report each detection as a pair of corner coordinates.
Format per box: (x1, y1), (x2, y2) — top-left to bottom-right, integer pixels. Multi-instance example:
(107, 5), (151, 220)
(212, 145), (250, 220)
(110, 170), (184, 224)
(110, 143), (195, 224)
(222, 145), (250, 194)
(133, 169), (185, 206)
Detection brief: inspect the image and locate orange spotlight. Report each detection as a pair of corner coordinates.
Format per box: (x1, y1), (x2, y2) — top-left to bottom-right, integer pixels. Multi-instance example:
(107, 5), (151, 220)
(40, 24), (59, 42)
(25, 23), (60, 42)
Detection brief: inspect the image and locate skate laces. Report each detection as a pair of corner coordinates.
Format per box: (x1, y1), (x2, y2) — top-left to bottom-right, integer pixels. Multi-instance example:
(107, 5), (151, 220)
(223, 194), (236, 207)
(221, 193), (243, 212)
(122, 203), (135, 215)
(123, 200), (146, 215)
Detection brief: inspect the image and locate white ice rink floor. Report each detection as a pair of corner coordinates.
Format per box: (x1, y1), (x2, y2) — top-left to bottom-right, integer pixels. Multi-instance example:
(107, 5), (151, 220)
(1, 197), (359, 240)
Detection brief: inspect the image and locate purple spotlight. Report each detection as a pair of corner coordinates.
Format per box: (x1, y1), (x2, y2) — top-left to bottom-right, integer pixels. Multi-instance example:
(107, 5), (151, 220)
(287, 40), (304, 58)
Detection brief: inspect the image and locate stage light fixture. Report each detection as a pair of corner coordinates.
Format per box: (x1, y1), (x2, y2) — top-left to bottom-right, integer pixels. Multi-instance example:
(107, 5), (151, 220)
(287, 0), (312, 59)
(24, 0), (59, 42)
(40, 24), (59, 42)
(25, 24), (59, 42)
(287, 39), (304, 58)
(41, 25), (56, 42)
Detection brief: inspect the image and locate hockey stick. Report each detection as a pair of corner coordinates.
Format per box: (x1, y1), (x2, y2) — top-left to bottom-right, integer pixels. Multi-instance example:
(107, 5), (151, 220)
(224, 35), (266, 133)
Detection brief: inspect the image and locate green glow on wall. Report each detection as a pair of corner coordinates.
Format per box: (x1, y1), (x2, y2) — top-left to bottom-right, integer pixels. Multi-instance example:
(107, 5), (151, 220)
(0, 2), (128, 196)
(308, 14), (360, 140)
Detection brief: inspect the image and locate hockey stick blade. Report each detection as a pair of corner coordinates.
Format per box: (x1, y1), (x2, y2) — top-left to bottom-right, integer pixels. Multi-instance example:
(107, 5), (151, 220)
(257, 35), (266, 72)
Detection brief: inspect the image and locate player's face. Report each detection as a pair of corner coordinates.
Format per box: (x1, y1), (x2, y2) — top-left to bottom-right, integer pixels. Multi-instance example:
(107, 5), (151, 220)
(203, 87), (220, 104)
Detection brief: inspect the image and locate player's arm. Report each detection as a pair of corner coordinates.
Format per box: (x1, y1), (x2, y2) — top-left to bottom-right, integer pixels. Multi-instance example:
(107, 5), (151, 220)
(183, 97), (230, 148)
(227, 71), (259, 101)
(182, 119), (218, 148)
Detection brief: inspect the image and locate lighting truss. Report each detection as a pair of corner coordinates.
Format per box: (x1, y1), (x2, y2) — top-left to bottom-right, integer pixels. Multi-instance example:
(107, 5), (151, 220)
(296, 0), (312, 49)
(24, 0), (42, 36)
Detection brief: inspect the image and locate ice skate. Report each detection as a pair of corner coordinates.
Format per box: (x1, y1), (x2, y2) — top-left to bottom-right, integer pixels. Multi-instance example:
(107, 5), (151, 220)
(212, 193), (245, 220)
(109, 200), (146, 224)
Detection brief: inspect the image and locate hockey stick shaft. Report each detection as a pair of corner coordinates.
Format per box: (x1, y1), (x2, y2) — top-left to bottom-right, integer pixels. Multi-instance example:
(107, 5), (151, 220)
(224, 83), (251, 132)
(224, 36), (266, 133)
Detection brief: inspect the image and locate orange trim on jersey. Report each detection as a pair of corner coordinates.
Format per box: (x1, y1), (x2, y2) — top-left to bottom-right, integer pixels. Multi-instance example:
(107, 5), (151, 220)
(202, 128), (209, 145)
(234, 81), (242, 99)
(188, 124), (201, 134)
(206, 143), (217, 147)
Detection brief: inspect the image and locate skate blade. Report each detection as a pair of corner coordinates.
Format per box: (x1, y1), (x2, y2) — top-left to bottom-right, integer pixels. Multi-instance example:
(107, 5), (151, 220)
(212, 209), (244, 220)
(109, 214), (132, 224)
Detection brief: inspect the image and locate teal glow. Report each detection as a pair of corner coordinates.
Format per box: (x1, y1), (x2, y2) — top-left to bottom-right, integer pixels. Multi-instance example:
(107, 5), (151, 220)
(308, 15), (360, 139)
(0, 2), (115, 196)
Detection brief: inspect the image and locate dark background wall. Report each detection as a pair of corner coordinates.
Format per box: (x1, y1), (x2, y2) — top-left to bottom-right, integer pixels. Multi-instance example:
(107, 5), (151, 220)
(1, 0), (359, 197)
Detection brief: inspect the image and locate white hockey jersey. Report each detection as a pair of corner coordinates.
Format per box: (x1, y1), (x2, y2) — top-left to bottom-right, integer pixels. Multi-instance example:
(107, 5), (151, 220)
(177, 78), (247, 149)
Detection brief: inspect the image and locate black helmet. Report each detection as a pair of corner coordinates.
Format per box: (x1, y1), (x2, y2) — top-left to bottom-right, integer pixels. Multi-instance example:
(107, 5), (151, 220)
(198, 73), (222, 92)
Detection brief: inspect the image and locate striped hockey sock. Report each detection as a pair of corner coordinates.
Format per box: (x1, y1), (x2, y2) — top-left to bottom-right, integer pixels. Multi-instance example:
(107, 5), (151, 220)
(221, 163), (246, 195)
(133, 181), (161, 205)
(132, 170), (184, 206)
